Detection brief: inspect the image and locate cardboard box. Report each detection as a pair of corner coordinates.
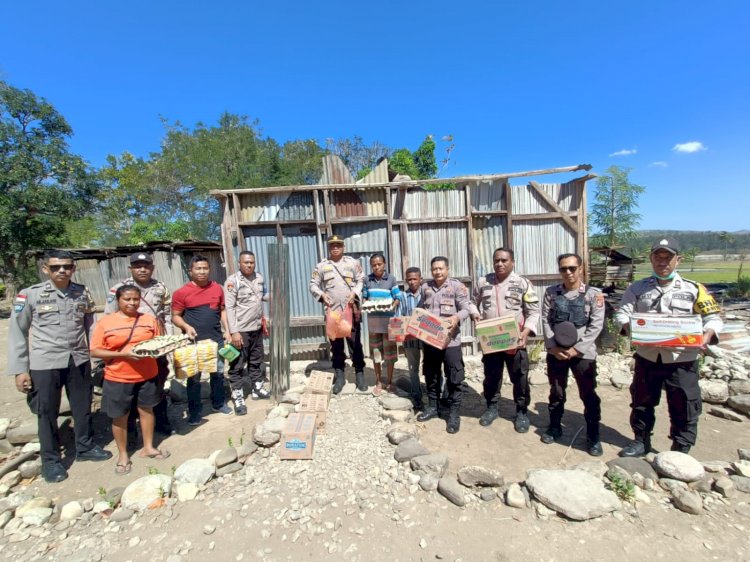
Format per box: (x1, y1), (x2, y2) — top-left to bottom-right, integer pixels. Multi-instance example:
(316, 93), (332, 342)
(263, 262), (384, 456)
(405, 308), (454, 349)
(279, 413), (317, 460)
(629, 313), (704, 348)
(298, 393), (329, 431)
(387, 317), (408, 342)
(475, 315), (521, 354)
(306, 371), (334, 398)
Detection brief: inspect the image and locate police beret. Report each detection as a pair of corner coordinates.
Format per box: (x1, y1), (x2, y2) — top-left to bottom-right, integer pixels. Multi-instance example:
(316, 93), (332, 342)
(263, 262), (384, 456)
(327, 235), (345, 245)
(553, 321), (578, 348)
(129, 252), (154, 264)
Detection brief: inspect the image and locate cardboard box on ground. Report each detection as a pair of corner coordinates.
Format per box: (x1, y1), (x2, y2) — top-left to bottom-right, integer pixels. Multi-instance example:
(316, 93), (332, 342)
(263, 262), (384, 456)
(299, 393), (329, 431)
(475, 315), (521, 354)
(629, 313), (704, 348)
(279, 413), (317, 460)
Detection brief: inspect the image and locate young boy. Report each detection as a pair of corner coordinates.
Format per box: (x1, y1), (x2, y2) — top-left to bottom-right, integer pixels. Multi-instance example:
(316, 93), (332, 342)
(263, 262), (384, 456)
(363, 254), (401, 395)
(399, 267), (424, 410)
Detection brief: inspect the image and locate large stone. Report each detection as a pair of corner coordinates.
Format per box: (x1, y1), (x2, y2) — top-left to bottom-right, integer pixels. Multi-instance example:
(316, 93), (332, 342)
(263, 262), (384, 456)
(671, 489), (702, 515)
(729, 380), (750, 396)
(606, 457), (659, 482)
(18, 458), (42, 479)
(0, 439), (13, 453)
(714, 476), (735, 498)
(121, 474), (173, 511)
(0, 493), (33, 516)
(394, 438), (429, 463)
(260, 417), (287, 434)
(727, 395), (750, 415)
(505, 483), (526, 508)
(699, 380), (729, 404)
(653, 452), (705, 482)
(22, 507), (53, 526)
(60, 501), (84, 521)
(237, 442), (258, 461)
(175, 482), (199, 502)
(0, 418), (9, 440)
(16, 497), (52, 518)
(387, 424), (418, 445)
(266, 405), (290, 419)
(419, 474), (439, 492)
(410, 454), (449, 479)
(214, 447), (238, 468)
(739, 448), (750, 461)
(379, 395), (414, 411)
(0, 511), (12, 529)
(525, 469), (620, 521)
(659, 478), (689, 494)
(457, 466), (504, 487)
(253, 425), (281, 447)
(174, 459), (215, 485)
(105, 487), (125, 508)
(610, 371), (633, 389)
(381, 410), (413, 423)
(708, 406), (745, 422)
(216, 462), (243, 477)
(5, 421), (38, 445)
(733, 461), (750, 478)
(437, 477), (467, 507)
(110, 508), (135, 523)
(729, 475), (750, 493)
(572, 461), (609, 479)
(702, 460), (732, 474)
(0, 471), (21, 489)
(280, 392), (301, 405)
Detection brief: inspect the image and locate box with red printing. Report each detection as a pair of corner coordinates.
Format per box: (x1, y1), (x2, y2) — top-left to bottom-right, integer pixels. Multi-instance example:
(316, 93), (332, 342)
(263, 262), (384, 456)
(387, 317), (409, 342)
(406, 308), (453, 350)
(630, 313), (704, 348)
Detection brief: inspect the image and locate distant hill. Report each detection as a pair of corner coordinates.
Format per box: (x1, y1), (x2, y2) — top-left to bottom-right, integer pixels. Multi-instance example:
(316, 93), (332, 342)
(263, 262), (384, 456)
(606, 230), (750, 255)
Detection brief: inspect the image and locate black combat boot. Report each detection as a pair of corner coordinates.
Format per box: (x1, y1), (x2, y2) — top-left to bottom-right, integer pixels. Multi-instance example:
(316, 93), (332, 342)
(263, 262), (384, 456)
(355, 371), (367, 392)
(446, 406), (461, 434)
(540, 426), (562, 444)
(479, 404), (499, 427)
(417, 400), (439, 422)
(618, 434), (651, 457)
(670, 441), (691, 454)
(332, 369), (346, 394)
(513, 411), (530, 433)
(586, 423), (603, 457)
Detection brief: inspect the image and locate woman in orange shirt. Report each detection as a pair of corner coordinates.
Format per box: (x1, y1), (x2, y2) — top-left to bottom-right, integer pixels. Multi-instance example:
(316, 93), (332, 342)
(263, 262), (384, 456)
(91, 285), (170, 475)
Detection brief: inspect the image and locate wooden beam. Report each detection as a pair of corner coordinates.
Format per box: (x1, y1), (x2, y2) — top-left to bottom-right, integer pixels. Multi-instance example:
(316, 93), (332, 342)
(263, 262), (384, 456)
(465, 184), (475, 283)
(238, 219), (316, 227)
(528, 181), (579, 233)
(384, 188), (394, 274)
(208, 164), (594, 197)
(330, 214), (389, 225)
(391, 217), (468, 226)
(511, 211), (580, 222)
(469, 209), (509, 217)
(505, 180), (513, 250)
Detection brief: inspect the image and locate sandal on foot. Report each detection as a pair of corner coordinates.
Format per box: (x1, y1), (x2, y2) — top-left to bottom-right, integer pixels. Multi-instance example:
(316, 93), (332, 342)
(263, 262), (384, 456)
(372, 385), (383, 397)
(139, 449), (171, 460)
(114, 461), (132, 475)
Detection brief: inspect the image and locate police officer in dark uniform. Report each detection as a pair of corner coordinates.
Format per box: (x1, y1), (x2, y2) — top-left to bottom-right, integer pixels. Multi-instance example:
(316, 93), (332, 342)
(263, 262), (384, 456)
(105, 252), (174, 435)
(7, 250), (112, 483)
(541, 253), (605, 456)
(616, 238), (723, 456)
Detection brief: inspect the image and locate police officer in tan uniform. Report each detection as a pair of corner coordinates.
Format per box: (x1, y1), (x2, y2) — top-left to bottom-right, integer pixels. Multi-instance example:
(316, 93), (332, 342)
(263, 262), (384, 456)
(225, 250), (270, 415)
(309, 235), (365, 394)
(415, 256), (472, 433)
(541, 253), (605, 456)
(616, 238), (723, 456)
(105, 252), (174, 435)
(7, 250), (112, 483)
(472, 248), (540, 432)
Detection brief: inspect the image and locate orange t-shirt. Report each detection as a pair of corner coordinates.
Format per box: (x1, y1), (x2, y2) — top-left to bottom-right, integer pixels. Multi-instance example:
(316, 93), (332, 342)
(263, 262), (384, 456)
(91, 313), (159, 383)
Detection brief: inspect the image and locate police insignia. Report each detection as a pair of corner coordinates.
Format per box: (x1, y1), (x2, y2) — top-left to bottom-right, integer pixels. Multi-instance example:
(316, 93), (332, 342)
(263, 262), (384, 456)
(694, 284), (720, 315)
(227, 282), (235, 290)
(107, 295), (115, 303)
(596, 294), (605, 308)
(14, 294), (27, 312)
(523, 287), (539, 303)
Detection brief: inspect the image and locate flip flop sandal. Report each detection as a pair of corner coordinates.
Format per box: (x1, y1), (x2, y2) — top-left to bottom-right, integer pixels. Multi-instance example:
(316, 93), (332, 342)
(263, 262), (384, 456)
(114, 461), (132, 476)
(139, 450), (171, 460)
(372, 385), (383, 397)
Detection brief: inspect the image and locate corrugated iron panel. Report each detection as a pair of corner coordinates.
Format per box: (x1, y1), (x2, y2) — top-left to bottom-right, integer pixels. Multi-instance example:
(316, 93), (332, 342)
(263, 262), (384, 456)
(357, 159), (390, 185)
(390, 227), (403, 279)
(72, 259), (107, 306)
(392, 188), (466, 220)
(472, 216), (507, 279)
(238, 192), (296, 222)
(333, 221), (388, 275)
(511, 182), (579, 214)
(406, 224), (469, 278)
(278, 191), (315, 221)
(471, 180), (507, 212)
(330, 189), (366, 218)
(512, 220), (575, 276)
(152, 251), (187, 291)
(320, 154), (354, 185)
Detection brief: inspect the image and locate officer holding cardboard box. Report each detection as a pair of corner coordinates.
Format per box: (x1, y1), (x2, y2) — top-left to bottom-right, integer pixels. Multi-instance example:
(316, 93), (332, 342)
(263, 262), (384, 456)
(471, 248), (540, 432)
(615, 238), (722, 457)
(415, 256), (471, 433)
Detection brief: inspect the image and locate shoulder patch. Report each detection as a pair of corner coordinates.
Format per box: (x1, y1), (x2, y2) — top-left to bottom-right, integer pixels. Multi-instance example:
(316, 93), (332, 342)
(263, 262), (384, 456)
(694, 283), (721, 315)
(595, 294), (605, 308)
(523, 286), (539, 303)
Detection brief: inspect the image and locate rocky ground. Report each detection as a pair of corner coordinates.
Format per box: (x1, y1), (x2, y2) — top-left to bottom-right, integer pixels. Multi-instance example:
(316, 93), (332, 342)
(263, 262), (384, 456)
(1, 317), (750, 562)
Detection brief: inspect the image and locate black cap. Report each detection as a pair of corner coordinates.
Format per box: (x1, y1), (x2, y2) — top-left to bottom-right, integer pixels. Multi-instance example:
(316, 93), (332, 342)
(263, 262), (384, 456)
(327, 235), (345, 245)
(129, 252), (153, 264)
(553, 322), (579, 348)
(650, 238), (680, 255)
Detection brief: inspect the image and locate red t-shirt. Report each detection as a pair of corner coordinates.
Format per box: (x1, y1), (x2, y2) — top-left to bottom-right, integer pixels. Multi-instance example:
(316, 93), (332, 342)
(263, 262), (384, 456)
(172, 281), (225, 342)
(91, 313), (159, 383)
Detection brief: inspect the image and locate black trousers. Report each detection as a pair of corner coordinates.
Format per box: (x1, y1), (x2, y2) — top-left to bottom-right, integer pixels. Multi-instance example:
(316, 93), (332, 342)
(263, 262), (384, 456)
(228, 329), (264, 391)
(630, 354), (701, 448)
(28, 357), (95, 465)
(423, 345), (465, 407)
(482, 349), (530, 411)
(330, 319), (365, 372)
(546, 355), (601, 434)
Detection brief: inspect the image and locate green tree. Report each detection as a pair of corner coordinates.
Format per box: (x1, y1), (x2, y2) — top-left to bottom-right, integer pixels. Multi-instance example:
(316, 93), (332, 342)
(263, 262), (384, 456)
(0, 81), (99, 293)
(412, 135), (437, 179)
(590, 166), (645, 249)
(718, 231), (734, 261)
(389, 148), (420, 179)
(324, 136), (389, 180)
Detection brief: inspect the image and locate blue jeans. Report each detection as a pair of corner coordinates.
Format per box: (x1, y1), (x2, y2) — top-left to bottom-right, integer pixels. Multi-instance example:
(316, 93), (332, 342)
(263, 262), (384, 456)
(186, 357), (225, 417)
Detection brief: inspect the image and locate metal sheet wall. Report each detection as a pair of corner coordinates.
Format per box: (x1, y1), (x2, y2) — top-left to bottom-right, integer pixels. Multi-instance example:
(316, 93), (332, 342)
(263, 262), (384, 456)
(471, 180), (507, 212)
(390, 227), (403, 278)
(512, 220), (575, 276)
(406, 223), (469, 278)
(511, 182), (579, 214)
(472, 216), (507, 279)
(72, 260), (107, 305)
(392, 189), (466, 220)
(332, 221), (388, 277)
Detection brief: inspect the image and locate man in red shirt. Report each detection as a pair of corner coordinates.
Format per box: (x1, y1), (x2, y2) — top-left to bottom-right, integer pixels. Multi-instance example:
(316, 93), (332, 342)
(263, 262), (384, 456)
(172, 256), (232, 425)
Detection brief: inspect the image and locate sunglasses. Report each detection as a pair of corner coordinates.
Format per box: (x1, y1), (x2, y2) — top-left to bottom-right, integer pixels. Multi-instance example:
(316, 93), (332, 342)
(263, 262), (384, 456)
(48, 264), (74, 272)
(559, 266), (578, 273)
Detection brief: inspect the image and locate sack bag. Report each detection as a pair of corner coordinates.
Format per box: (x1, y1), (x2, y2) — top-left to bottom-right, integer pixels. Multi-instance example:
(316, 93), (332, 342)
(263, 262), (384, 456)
(326, 305), (353, 340)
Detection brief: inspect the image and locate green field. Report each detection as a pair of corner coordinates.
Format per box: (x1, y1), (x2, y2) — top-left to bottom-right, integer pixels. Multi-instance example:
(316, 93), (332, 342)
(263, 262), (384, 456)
(634, 260), (745, 284)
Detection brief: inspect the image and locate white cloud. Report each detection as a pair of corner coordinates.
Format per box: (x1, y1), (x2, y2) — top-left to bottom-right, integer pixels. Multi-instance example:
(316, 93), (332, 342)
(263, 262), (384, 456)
(673, 141), (707, 153)
(609, 148), (637, 157)
(649, 161), (669, 168)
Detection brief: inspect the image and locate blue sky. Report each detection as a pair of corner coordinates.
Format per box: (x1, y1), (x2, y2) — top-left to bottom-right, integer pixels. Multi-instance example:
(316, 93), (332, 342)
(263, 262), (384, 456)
(2, 1), (748, 231)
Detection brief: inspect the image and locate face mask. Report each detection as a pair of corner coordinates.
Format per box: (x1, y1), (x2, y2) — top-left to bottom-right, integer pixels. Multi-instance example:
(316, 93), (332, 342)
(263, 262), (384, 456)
(652, 270), (676, 281)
